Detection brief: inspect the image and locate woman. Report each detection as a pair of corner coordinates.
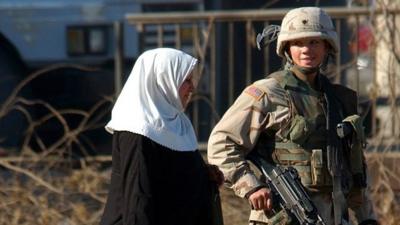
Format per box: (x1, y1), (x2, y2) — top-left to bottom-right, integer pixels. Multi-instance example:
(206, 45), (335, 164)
(100, 48), (223, 225)
(208, 7), (378, 225)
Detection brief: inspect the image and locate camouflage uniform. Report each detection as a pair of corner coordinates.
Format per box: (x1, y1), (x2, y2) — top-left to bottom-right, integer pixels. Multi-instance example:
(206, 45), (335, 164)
(207, 7), (377, 225)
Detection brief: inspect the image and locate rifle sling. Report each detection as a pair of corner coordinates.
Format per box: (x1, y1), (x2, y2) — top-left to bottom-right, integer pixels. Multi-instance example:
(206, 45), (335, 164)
(320, 75), (349, 225)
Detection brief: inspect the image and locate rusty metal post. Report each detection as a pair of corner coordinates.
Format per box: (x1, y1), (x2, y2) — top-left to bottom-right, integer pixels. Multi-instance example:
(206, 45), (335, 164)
(263, 21), (270, 76)
(390, 13), (397, 136)
(228, 22), (235, 104)
(175, 24), (181, 49)
(157, 24), (164, 47)
(191, 23), (199, 136)
(335, 19), (341, 83)
(210, 22), (217, 126)
(114, 21), (124, 95)
(371, 14), (377, 137)
(355, 16), (360, 94)
(246, 20), (252, 85)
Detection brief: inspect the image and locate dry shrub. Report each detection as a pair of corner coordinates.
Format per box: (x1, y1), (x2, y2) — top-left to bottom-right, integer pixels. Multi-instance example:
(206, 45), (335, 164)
(0, 158), (109, 225)
(366, 152), (400, 224)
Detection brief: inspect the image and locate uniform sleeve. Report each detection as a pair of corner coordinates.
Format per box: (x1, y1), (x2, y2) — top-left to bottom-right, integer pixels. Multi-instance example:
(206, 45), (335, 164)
(207, 84), (277, 198)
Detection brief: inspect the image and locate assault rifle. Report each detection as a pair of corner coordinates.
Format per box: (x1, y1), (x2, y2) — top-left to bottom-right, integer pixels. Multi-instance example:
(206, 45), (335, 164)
(247, 154), (326, 225)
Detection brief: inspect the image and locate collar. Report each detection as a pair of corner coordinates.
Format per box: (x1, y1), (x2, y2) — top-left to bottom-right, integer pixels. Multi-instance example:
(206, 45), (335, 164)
(281, 69), (323, 97)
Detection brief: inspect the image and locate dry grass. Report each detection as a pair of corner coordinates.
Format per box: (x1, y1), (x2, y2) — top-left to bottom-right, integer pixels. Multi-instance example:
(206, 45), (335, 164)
(0, 158), (108, 225)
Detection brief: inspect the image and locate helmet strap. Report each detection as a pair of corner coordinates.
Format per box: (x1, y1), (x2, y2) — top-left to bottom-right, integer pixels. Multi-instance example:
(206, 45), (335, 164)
(284, 51), (294, 66)
(319, 53), (332, 72)
(284, 50), (332, 75)
(284, 51), (319, 75)
(293, 65), (319, 75)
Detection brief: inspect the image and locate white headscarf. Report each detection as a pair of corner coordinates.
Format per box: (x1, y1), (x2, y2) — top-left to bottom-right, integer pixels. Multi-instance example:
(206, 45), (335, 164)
(105, 48), (199, 151)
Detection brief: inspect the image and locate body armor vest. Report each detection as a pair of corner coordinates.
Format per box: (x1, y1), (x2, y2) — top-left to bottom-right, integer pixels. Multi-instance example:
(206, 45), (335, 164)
(266, 70), (334, 188)
(255, 70), (365, 190)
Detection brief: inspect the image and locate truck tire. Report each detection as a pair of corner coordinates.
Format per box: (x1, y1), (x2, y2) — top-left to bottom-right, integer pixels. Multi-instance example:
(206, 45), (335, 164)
(0, 44), (27, 150)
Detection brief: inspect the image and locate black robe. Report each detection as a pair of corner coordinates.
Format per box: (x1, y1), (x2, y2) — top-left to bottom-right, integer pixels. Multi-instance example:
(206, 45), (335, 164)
(100, 131), (213, 225)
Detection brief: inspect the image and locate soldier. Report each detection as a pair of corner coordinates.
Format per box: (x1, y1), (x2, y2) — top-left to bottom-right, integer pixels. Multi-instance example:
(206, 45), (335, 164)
(208, 7), (378, 225)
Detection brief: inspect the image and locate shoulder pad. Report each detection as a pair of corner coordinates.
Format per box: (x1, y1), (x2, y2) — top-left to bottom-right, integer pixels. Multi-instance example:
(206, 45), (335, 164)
(252, 78), (288, 106)
(254, 77), (283, 93)
(267, 70), (291, 89)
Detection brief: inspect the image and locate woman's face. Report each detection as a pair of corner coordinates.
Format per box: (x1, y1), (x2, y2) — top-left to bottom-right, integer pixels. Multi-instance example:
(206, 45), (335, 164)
(179, 73), (195, 108)
(289, 37), (327, 68)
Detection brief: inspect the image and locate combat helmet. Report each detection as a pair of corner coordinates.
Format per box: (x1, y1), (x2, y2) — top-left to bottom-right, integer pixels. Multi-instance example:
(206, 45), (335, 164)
(276, 7), (338, 58)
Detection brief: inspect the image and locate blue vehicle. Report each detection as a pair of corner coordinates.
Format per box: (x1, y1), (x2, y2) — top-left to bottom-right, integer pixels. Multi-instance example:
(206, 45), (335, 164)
(0, 0), (203, 75)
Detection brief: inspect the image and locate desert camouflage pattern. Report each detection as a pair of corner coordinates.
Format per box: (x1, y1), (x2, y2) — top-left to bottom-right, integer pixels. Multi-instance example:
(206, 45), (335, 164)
(276, 7), (339, 57)
(207, 69), (377, 224)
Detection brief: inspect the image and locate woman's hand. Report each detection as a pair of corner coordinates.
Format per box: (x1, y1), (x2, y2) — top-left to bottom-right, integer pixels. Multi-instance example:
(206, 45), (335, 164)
(248, 187), (272, 211)
(206, 164), (224, 186)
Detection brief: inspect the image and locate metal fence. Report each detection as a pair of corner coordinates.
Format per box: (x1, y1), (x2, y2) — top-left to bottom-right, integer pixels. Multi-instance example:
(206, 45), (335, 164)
(123, 7), (400, 143)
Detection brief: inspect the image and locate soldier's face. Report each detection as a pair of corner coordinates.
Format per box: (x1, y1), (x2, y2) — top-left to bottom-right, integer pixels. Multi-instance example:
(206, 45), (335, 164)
(179, 72), (194, 108)
(289, 37), (327, 69)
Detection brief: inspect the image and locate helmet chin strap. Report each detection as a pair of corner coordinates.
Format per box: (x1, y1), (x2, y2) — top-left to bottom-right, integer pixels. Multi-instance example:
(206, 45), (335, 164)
(293, 65), (319, 75)
(284, 51), (330, 75)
